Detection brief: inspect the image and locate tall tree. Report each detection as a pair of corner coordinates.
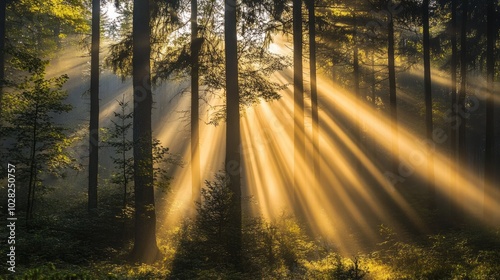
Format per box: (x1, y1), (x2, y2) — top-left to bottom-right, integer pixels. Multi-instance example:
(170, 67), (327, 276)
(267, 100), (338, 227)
(458, 0), (467, 172)
(450, 0), (458, 181)
(3, 60), (73, 226)
(387, 3), (399, 177)
(191, 0), (201, 205)
(108, 97), (134, 210)
(307, 0), (320, 181)
(0, 0), (5, 118)
(484, 0), (495, 217)
(88, 0), (100, 213)
(293, 0), (305, 208)
(422, 0), (435, 209)
(224, 0), (242, 268)
(353, 14), (361, 148)
(131, 0), (160, 262)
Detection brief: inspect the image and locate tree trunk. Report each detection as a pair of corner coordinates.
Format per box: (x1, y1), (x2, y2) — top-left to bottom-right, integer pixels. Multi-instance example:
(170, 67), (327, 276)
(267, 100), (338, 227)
(422, 0), (435, 211)
(307, 0), (319, 182)
(387, 12), (398, 177)
(88, 0), (100, 213)
(450, 0), (458, 186)
(371, 51), (376, 107)
(122, 102), (128, 210)
(484, 0), (495, 218)
(0, 0), (6, 118)
(454, 0), (468, 224)
(293, 0), (305, 211)
(224, 0), (242, 268)
(458, 0), (467, 180)
(191, 0), (201, 205)
(132, 0), (159, 263)
(448, 0), (460, 224)
(26, 104), (39, 226)
(353, 16), (361, 150)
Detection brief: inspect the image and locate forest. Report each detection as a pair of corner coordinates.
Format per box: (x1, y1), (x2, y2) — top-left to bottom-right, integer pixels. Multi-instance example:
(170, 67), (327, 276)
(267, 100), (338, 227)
(0, 0), (499, 278)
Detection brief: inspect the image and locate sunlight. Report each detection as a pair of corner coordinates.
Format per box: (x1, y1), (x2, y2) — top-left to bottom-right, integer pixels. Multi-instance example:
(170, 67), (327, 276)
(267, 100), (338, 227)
(145, 37), (500, 256)
(104, 2), (120, 22)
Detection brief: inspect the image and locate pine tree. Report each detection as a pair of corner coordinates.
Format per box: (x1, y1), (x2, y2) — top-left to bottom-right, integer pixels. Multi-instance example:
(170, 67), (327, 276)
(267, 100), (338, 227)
(88, 0), (100, 212)
(224, 0), (242, 268)
(3, 59), (74, 225)
(131, 0), (159, 262)
(108, 97), (134, 210)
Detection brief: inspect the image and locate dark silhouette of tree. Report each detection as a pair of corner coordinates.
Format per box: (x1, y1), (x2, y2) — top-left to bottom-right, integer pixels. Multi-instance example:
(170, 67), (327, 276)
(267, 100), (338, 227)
(484, 0), (495, 217)
(450, 0), (458, 185)
(224, 0), (242, 268)
(131, 0), (160, 263)
(353, 14), (361, 149)
(0, 0), (6, 118)
(88, 0), (100, 213)
(191, 0), (201, 205)
(422, 0), (435, 210)
(458, 0), (467, 174)
(387, 2), (399, 177)
(293, 0), (305, 209)
(108, 97), (134, 210)
(307, 0), (320, 182)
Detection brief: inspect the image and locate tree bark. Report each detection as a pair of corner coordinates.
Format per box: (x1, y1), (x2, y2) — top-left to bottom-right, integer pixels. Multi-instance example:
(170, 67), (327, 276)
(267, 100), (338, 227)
(132, 0), (159, 263)
(458, 0), (467, 178)
(191, 0), (201, 205)
(422, 0), (435, 211)
(484, 0), (495, 218)
(293, 0), (305, 210)
(224, 0), (242, 268)
(387, 12), (398, 177)
(448, 0), (460, 224)
(307, 0), (319, 182)
(353, 16), (361, 150)
(26, 105), (39, 226)
(0, 0), (6, 119)
(450, 0), (457, 181)
(88, 0), (100, 213)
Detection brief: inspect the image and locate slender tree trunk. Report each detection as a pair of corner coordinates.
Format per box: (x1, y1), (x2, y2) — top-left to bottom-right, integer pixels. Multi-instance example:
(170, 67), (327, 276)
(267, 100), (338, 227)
(122, 103), (128, 210)
(448, 0), (460, 224)
(422, 0), (435, 211)
(27, 105), (39, 226)
(458, 0), (467, 178)
(88, 0), (100, 213)
(0, 0), (6, 118)
(191, 0), (201, 205)
(132, 0), (159, 263)
(353, 16), (361, 149)
(224, 0), (241, 268)
(484, 0), (495, 218)
(308, 0), (319, 182)
(453, 0), (468, 224)
(331, 60), (336, 85)
(370, 50), (378, 156)
(293, 0), (305, 210)
(371, 51), (376, 107)
(387, 13), (398, 177)
(450, 0), (458, 187)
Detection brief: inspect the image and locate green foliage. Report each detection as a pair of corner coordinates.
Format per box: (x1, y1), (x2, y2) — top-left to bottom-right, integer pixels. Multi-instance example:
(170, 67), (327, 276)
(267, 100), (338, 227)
(371, 226), (500, 279)
(4, 0), (89, 74)
(105, 97), (184, 206)
(152, 138), (184, 192)
(107, 96), (134, 208)
(167, 172), (368, 279)
(106, 0), (290, 125)
(1, 58), (78, 220)
(196, 173), (233, 243)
